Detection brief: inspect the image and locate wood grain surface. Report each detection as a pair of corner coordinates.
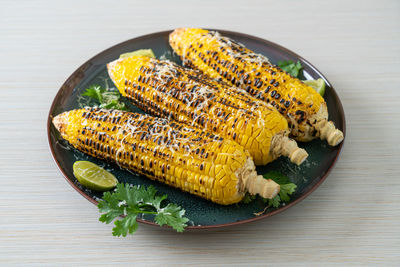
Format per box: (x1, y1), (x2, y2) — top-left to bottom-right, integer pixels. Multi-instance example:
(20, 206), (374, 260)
(1, 0), (399, 265)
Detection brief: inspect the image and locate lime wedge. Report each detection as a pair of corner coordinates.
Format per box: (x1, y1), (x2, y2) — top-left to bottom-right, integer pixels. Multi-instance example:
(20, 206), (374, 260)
(73, 161), (118, 191)
(303, 78), (326, 96)
(119, 49), (155, 59)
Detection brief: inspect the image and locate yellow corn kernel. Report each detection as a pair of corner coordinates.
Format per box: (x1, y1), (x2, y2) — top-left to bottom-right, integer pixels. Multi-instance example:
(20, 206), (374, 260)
(107, 55), (301, 165)
(169, 28), (343, 146)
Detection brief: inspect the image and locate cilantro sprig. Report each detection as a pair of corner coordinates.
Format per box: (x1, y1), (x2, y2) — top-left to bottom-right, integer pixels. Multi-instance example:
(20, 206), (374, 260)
(242, 171), (297, 209)
(277, 60), (303, 78)
(263, 171), (297, 207)
(98, 183), (189, 236)
(82, 85), (128, 111)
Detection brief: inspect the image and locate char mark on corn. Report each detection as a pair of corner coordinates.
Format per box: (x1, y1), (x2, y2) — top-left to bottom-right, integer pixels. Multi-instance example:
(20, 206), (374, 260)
(53, 108), (281, 204)
(169, 28), (344, 146)
(108, 56), (308, 165)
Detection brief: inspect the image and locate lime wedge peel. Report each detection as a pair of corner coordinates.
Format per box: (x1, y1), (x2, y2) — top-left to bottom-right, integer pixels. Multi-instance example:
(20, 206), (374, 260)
(73, 161), (118, 192)
(119, 49), (155, 59)
(303, 78), (326, 96)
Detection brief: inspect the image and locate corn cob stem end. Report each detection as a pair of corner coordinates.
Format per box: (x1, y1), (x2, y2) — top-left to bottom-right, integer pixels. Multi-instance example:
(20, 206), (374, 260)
(52, 113), (67, 134)
(270, 133), (308, 165)
(315, 119), (344, 146)
(309, 104), (344, 146)
(239, 158), (280, 199)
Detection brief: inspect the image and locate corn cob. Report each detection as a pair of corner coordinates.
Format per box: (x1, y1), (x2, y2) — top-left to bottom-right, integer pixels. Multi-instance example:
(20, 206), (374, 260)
(53, 108), (280, 205)
(169, 28), (344, 146)
(107, 56), (308, 166)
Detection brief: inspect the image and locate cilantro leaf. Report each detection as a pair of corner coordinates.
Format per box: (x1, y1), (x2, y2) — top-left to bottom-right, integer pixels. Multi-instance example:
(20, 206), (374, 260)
(113, 213), (138, 237)
(242, 193), (256, 204)
(155, 203), (190, 232)
(279, 183), (297, 202)
(81, 85), (128, 111)
(277, 60), (303, 78)
(98, 183), (189, 236)
(264, 171), (297, 207)
(82, 85), (104, 102)
(98, 191), (124, 224)
(267, 195), (281, 208)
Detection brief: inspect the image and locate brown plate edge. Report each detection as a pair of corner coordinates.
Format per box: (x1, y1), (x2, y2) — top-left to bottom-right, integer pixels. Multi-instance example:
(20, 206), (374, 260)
(47, 29), (346, 231)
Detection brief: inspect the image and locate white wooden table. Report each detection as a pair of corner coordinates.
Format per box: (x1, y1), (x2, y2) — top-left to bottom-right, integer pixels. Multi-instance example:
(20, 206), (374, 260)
(1, 0), (399, 265)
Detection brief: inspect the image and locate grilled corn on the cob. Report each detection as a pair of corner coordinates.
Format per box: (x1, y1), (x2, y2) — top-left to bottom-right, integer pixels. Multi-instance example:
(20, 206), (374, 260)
(53, 108), (280, 205)
(107, 56), (308, 166)
(169, 28), (344, 146)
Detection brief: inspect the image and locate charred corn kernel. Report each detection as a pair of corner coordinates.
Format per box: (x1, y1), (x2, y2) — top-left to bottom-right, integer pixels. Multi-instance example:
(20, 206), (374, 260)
(193, 183), (200, 194)
(108, 56), (308, 165)
(200, 185), (206, 194)
(170, 28), (344, 146)
(53, 108), (281, 204)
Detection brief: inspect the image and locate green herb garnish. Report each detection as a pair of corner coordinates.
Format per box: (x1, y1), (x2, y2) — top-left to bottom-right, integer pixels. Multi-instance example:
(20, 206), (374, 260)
(241, 193), (256, 204)
(242, 171), (297, 208)
(82, 85), (128, 111)
(98, 183), (189, 236)
(277, 60), (303, 78)
(263, 171), (297, 207)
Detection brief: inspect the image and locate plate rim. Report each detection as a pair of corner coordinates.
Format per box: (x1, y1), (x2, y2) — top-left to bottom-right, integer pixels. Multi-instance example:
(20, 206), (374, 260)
(47, 29), (346, 230)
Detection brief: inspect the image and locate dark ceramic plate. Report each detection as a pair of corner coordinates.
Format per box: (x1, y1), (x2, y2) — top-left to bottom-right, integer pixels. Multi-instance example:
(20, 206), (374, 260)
(47, 29), (345, 230)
